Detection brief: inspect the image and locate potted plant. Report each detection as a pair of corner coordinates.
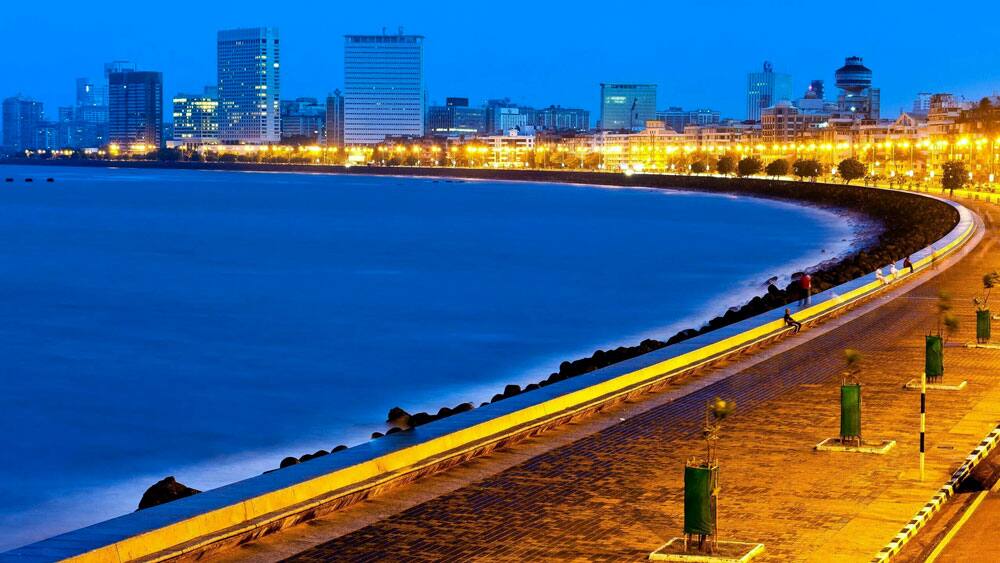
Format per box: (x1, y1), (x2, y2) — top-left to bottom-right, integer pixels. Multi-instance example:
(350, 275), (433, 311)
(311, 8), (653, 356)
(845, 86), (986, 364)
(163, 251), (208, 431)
(972, 271), (999, 344)
(684, 397), (735, 553)
(841, 350), (862, 447)
(927, 292), (960, 382)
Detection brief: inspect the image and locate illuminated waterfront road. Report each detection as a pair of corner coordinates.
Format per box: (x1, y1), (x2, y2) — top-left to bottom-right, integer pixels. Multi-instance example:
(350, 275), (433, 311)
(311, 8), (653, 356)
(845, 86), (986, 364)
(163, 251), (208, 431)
(213, 203), (1000, 562)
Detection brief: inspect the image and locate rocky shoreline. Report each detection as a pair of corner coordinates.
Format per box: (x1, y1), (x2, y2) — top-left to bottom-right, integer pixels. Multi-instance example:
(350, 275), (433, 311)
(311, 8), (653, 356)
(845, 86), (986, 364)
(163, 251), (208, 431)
(6, 161), (958, 504)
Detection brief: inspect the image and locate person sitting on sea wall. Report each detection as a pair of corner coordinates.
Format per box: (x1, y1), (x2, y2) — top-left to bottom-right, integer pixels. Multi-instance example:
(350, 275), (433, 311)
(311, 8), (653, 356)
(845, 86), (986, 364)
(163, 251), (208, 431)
(889, 262), (898, 281)
(876, 268), (886, 285)
(783, 308), (802, 333)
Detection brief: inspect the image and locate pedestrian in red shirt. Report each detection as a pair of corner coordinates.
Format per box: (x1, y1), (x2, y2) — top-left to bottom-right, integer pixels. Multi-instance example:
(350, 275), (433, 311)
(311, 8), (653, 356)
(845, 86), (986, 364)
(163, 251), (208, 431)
(799, 273), (812, 306)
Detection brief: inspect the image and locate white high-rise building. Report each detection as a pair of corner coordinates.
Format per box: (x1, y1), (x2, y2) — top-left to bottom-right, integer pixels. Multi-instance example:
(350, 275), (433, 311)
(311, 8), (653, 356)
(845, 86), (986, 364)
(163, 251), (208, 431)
(344, 31), (424, 145)
(217, 27), (280, 144)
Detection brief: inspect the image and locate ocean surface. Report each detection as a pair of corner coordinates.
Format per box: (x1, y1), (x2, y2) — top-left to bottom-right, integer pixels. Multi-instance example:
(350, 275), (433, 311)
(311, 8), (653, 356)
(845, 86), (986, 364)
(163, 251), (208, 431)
(0, 165), (860, 550)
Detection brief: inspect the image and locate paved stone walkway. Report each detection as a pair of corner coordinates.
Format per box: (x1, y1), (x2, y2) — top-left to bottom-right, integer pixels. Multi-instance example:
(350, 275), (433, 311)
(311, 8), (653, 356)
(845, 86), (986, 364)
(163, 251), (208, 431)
(216, 201), (1000, 563)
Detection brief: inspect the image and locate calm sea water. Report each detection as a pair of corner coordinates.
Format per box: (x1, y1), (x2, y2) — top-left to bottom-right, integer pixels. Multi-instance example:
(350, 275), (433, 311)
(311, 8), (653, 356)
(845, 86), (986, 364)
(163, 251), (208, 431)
(0, 165), (857, 549)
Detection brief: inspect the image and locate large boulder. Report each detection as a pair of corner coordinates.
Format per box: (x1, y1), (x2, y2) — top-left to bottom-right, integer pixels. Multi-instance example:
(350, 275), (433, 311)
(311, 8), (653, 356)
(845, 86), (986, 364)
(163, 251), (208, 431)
(137, 476), (200, 511)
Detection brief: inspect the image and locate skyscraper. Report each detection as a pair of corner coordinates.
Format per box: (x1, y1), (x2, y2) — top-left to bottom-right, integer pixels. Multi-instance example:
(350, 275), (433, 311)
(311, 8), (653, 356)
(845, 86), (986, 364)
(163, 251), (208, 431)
(172, 87), (220, 145)
(344, 31), (424, 144)
(108, 69), (163, 149)
(325, 90), (345, 147)
(746, 61), (793, 122)
(2, 95), (44, 151)
(599, 84), (656, 131)
(217, 27), (281, 144)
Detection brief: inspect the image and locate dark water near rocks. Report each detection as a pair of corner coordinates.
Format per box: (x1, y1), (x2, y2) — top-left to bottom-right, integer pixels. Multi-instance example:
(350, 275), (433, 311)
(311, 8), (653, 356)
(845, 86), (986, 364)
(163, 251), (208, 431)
(0, 165), (857, 549)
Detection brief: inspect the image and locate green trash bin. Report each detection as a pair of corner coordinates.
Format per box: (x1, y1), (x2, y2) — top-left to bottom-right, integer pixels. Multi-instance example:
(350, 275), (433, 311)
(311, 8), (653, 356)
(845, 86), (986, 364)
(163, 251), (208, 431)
(926, 335), (944, 380)
(840, 383), (861, 440)
(977, 310), (991, 344)
(684, 464), (718, 536)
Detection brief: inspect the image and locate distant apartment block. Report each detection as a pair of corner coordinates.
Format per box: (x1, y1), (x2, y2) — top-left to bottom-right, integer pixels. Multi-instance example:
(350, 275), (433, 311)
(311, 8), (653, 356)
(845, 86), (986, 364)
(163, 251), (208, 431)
(746, 61), (792, 122)
(108, 69), (163, 149)
(485, 99), (534, 134)
(217, 27), (281, 144)
(599, 84), (656, 131)
(428, 97), (485, 138)
(344, 32), (425, 144)
(172, 87), (220, 145)
(2, 95), (44, 151)
(280, 97), (325, 142)
(535, 105), (590, 132)
(655, 107), (720, 133)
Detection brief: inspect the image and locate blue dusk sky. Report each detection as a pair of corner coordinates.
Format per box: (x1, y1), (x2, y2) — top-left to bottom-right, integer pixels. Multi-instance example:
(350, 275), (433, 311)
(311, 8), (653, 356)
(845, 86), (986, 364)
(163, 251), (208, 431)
(2, 0), (999, 122)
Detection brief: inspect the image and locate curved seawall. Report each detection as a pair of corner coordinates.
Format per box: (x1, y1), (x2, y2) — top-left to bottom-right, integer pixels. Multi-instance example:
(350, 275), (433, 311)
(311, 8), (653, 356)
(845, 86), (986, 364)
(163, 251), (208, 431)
(0, 172), (971, 563)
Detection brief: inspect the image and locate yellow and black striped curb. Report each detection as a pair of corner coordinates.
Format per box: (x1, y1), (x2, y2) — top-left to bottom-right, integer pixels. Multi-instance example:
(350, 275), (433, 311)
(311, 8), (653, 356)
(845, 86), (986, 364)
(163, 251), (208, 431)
(871, 423), (1000, 562)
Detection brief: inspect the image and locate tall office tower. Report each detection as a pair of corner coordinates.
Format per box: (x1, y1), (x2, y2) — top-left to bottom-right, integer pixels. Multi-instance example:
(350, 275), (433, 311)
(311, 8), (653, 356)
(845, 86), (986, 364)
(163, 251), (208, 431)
(746, 61), (793, 122)
(217, 27), (281, 144)
(599, 83), (657, 131)
(325, 90), (345, 147)
(344, 31), (424, 144)
(2, 95), (44, 150)
(71, 75), (110, 148)
(108, 69), (163, 149)
(834, 56), (880, 121)
(172, 87), (220, 145)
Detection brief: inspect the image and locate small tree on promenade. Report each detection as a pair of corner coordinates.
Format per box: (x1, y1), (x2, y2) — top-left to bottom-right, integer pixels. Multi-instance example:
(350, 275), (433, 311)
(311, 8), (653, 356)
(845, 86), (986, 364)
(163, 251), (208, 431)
(973, 271), (1000, 344)
(683, 397), (736, 553)
(716, 155), (736, 176)
(737, 156), (763, 177)
(942, 161), (968, 196)
(838, 158), (866, 185)
(690, 161), (707, 174)
(765, 158), (789, 178)
(793, 159), (822, 181)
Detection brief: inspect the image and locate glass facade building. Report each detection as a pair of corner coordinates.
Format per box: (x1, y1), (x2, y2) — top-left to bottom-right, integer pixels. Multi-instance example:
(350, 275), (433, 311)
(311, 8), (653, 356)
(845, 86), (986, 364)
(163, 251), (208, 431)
(344, 33), (424, 144)
(217, 27), (281, 144)
(108, 70), (163, 149)
(599, 84), (656, 131)
(746, 61), (793, 122)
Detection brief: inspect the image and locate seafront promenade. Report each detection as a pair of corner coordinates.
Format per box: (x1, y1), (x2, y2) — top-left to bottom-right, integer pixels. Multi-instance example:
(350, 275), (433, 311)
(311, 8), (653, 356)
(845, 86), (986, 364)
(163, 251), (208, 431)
(206, 197), (1000, 562)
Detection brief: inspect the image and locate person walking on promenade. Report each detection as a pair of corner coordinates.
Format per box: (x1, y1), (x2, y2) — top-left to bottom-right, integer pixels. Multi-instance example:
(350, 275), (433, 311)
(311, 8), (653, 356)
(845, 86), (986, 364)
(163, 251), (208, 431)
(799, 273), (812, 306)
(784, 308), (802, 333)
(930, 245), (938, 270)
(904, 255), (914, 273)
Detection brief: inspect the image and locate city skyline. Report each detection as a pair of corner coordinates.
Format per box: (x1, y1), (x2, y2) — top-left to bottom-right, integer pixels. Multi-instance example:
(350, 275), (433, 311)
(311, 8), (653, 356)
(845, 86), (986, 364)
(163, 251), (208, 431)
(4, 0), (1000, 131)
